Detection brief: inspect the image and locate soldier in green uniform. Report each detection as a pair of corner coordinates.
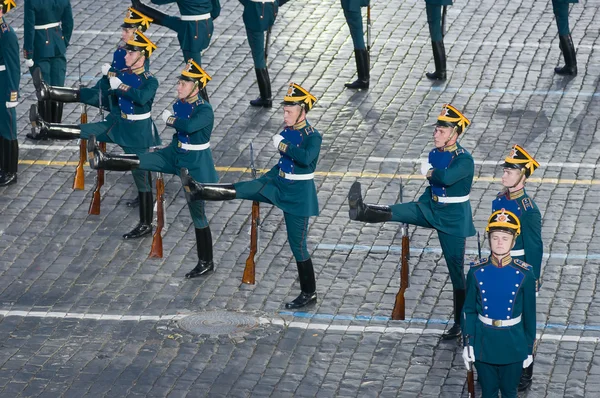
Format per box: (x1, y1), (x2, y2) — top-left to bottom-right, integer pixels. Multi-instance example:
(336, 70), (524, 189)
(28, 31), (161, 239)
(0, 0), (19, 187)
(462, 209), (536, 398)
(87, 60), (219, 278)
(348, 104), (474, 339)
(240, 0), (278, 107)
(23, 0), (73, 124)
(341, 0), (370, 89)
(180, 83), (322, 309)
(492, 144), (542, 391)
(552, 0), (578, 75)
(424, 0), (450, 80)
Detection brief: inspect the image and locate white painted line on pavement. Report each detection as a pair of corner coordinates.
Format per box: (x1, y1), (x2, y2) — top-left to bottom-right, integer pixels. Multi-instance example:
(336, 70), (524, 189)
(368, 157), (600, 169)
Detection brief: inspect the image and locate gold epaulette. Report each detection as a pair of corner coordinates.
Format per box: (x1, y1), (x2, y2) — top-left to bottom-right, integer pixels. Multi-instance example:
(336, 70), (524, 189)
(470, 257), (487, 267)
(513, 258), (532, 270)
(143, 71), (153, 79)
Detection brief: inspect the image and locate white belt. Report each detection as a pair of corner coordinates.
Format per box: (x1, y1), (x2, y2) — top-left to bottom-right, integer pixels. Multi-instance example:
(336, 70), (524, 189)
(432, 194), (470, 203)
(121, 111), (151, 121)
(279, 170), (314, 181)
(478, 314), (522, 327)
(251, 0), (275, 2)
(511, 249), (525, 256)
(5, 102), (18, 108)
(35, 22), (60, 30)
(181, 13), (211, 21)
(0, 65), (5, 71)
(179, 142), (210, 151)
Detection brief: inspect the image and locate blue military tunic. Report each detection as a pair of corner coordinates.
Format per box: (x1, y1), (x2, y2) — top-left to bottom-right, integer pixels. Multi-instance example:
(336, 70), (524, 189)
(0, 16), (20, 140)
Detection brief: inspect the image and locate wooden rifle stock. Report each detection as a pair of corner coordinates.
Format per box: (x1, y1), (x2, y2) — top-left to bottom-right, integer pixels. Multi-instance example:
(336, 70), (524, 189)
(242, 200), (259, 284)
(88, 142), (106, 215)
(392, 226), (410, 320)
(467, 364), (475, 397)
(73, 64), (87, 190)
(149, 173), (165, 258)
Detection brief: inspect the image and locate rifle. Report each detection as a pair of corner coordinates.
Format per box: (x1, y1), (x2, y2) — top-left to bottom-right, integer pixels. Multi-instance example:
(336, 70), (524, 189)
(265, 27), (272, 62)
(243, 143), (260, 285)
(149, 168), (165, 258)
(465, 334), (476, 397)
(391, 179), (410, 320)
(73, 63), (86, 190)
(477, 231), (482, 260)
(442, 6), (447, 38)
(367, 4), (371, 53)
(88, 81), (106, 215)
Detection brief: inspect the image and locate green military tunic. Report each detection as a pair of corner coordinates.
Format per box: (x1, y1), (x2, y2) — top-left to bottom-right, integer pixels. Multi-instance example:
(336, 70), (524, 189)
(341, 0), (369, 50)
(0, 16), (19, 140)
(239, 0), (278, 69)
(462, 255), (536, 397)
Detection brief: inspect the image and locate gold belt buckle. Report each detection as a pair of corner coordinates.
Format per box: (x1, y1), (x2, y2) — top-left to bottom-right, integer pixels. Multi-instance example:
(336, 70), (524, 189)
(432, 194), (438, 202)
(492, 319), (502, 327)
(121, 111), (127, 119)
(178, 141), (182, 148)
(279, 169), (285, 178)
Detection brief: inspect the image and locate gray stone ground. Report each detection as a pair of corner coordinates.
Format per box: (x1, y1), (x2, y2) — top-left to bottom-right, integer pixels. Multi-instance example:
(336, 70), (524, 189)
(1, 0), (600, 396)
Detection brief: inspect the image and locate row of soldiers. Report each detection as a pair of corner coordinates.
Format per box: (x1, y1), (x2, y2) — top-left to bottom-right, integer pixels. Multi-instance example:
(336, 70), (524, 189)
(2, 1), (545, 396)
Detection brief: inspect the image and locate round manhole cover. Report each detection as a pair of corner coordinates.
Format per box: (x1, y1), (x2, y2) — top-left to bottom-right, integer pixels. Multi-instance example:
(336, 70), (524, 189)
(178, 311), (260, 336)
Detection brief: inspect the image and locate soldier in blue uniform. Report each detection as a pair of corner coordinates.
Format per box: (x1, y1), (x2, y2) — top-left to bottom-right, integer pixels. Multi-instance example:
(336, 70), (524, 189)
(462, 209), (536, 398)
(341, 0), (370, 89)
(179, 83), (322, 309)
(424, 0), (450, 80)
(240, 0), (278, 107)
(87, 60), (219, 279)
(0, 0), (19, 186)
(28, 31), (162, 240)
(23, 0), (73, 124)
(492, 144), (542, 391)
(552, 0), (578, 75)
(348, 104), (474, 339)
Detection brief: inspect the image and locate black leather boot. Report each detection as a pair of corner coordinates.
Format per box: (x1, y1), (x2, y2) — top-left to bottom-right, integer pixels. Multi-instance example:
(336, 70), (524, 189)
(285, 259), (317, 309)
(250, 68), (272, 107)
(180, 168), (236, 202)
(0, 139), (18, 187)
(347, 182), (392, 223)
(130, 0), (167, 25)
(123, 191), (153, 239)
(87, 135), (141, 171)
(426, 41), (447, 80)
(345, 49), (370, 89)
(441, 289), (465, 340)
(51, 101), (65, 123)
(27, 104), (80, 140)
(555, 35), (577, 76)
(185, 227), (215, 278)
(518, 360), (534, 391)
(33, 67), (80, 103)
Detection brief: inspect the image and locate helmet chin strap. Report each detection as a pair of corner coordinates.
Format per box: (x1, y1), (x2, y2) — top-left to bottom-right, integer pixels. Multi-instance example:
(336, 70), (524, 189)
(184, 81), (200, 102)
(294, 104), (306, 126)
(442, 127), (458, 148)
(507, 169), (527, 189)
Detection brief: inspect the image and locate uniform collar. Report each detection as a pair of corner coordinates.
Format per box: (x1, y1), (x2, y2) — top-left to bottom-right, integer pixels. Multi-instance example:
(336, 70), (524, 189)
(506, 188), (525, 200)
(184, 94), (199, 104)
(132, 66), (145, 75)
(441, 143), (458, 152)
(491, 254), (512, 267)
(292, 120), (307, 130)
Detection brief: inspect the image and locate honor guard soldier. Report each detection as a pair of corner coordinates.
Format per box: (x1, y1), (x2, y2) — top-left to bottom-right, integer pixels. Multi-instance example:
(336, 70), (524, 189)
(462, 210), (536, 398)
(348, 104), (474, 339)
(492, 144), (542, 391)
(552, 0), (578, 75)
(180, 82), (322, 309)
(23, 0), (73, 124)
(29, 31), (162, 239)
(0, 0), (19, 186)
(424, 0), (449, 80)
(342, 0), (370, 89)
(240, 0), (278, 108)
(87, 60), (219, 278)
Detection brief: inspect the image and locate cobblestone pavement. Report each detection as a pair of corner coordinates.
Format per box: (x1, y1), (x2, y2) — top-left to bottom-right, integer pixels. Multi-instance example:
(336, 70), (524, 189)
(2, 0), (600, 397)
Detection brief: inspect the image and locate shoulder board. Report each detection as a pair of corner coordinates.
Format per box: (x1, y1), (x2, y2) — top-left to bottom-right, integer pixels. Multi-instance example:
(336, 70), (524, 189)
(513, 258), (532, 270)
(143, 71), (153, 79)
(304, 126), (314, 135)
(454, 148), (465, 156)
(195, 98), (204, 106)
(521, 197), (534, 211)
(470, 257), (488, 267)
(1, 22), (8, 33)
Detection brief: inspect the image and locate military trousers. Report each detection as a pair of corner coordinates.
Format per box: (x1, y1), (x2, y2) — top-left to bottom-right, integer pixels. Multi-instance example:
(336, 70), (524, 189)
(138, 148), (209, 229)
(161, 16), (214, 66)
(245, 27), (267, 69)
(30, 55), (67, 86)
(474, 360), (522, 398)
(389, 201), (466, 290)
(235, 180), (311, 262)
(0, 105), (17, 140)
(425, 4), (443, 42)
(80, 123), (152, 193)
(343, 9), (366, 50)
(552, 0), (571, 36)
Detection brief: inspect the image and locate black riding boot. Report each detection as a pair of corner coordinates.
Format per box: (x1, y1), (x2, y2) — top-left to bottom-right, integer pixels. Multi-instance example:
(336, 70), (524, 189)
(285, 259), (317, 309)
(0, 138), (18, 186)
(426, 41), (447, 81)
(344, 49), (370, 89)
(518, 361), (534, 391)
(123, 191), (153, 239)
(27, 104), (80, 140)
(250, 68), (272, 107)
(87, 135), (141, 171)
(130, 0), (167, 25)
(33, 67), (80, 103)
(347, 182), (392, 223)
(555, 35), (577, 76)
(441, 289), (465, 340)
(180, 168), (236, 202)
(185, 227), (215, 278)
(51, 101), (65, 123)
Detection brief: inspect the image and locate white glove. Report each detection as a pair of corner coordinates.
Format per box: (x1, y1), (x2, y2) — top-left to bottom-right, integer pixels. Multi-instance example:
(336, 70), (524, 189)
(101, 63), (112, 76)
(523, 355), (533, 368)
(162, 110), (173, 124)
(5, 102), (18, 108)
(420, 160), (433, 176)
(272, 134), (284, 149)
(25, 59), (34, 68)
(462, 346), (475, 370)
(109, 76), (123, 90)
